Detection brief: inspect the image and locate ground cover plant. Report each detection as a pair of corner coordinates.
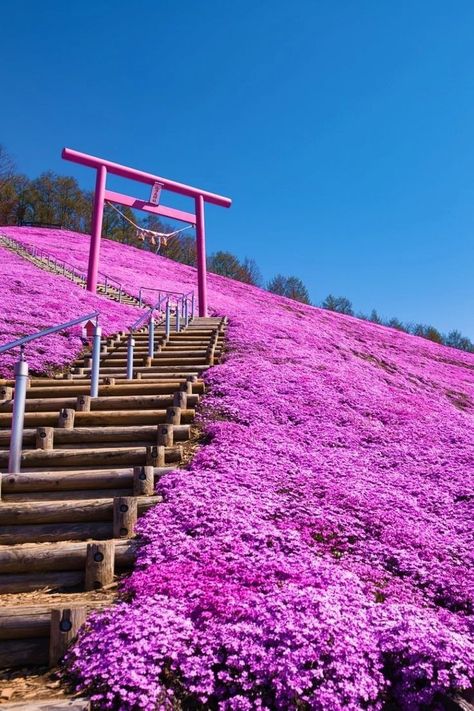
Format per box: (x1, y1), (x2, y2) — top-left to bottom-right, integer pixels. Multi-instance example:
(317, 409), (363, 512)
(0, 242), (139, 377)
(2, 227), (474, 709)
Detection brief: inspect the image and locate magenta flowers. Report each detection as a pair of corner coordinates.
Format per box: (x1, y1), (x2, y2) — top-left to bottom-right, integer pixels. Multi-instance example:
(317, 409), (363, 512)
(1, 242), (139, 377)
(2, 227), (474, 709)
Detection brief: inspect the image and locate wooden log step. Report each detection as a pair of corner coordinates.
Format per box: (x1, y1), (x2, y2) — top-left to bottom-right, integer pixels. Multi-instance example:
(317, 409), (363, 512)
(3, 487), (141, 502)
(0, 424), (191, 448)
(0, 496), (157, 525)
(0, 539), (136, 575)
(0, 521), (113, 545)
(0, 638), (49, 666)
(0, 394), (199, 413)
(22, 382), (202, 398)
(104, 349), (209, 359)
(134, 365), (209, 378)
(0, 700), (90, 710)
(0, 604), (110, 669)
(50, 375), (205, 392)
(0, 609), (50, 640)
(0, 444), (183, 470)
(2, 466), (174, 494)
(0, 408), (195, 428)
(86, 356), (208, 367)
(96, 369), (204, 379)
(0, 570), (84, 594)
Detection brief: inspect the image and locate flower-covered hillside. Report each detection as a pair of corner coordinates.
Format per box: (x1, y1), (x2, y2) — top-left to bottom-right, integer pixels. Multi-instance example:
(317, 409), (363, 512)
(1, 243), (140, 377)
(3, 227), (474, 709)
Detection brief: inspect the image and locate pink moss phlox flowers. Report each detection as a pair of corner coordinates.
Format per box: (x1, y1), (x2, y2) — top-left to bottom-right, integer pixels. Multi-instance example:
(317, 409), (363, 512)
(3, 227), (474, 709)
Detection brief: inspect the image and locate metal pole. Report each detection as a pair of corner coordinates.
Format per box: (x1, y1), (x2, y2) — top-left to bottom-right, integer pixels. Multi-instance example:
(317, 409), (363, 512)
(90, 323), (102, 398)
(148, 312), (155, 358)
(127, 334), (135, 379)
(175, 304), (180, 333)
(191, 292), (195, 319)
(8, 353), (29, 474)
(165, 301), (170, 340)
(184, 298), (189, 328)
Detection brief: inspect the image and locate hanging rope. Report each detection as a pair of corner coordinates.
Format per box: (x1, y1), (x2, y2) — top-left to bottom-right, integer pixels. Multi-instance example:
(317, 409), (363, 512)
(106, 201), (194, 251)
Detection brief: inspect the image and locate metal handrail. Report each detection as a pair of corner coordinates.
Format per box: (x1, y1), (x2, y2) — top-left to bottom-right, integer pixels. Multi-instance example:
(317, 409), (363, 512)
(138, 286), (194, 308)
(0, 310), (101, 475)
(125, 294), (170, 378)
(1, 234), (122, 299)
(0, 311), (99, 354)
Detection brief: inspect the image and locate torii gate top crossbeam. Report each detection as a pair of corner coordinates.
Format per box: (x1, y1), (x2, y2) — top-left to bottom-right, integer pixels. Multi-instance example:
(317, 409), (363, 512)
(62, 148), (232, 208)
(62, 148), (232, 317)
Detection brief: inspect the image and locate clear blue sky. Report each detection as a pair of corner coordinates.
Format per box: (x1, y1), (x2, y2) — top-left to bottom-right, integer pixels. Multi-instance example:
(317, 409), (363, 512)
(2, 1), (474, 335)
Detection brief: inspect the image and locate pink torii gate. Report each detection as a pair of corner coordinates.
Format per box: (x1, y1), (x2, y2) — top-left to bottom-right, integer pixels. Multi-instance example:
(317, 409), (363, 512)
(62, 148), (232, 317)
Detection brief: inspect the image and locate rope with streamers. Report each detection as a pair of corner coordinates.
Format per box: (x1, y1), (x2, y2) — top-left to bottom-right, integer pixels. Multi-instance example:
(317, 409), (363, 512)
(106, 201), (194, 250)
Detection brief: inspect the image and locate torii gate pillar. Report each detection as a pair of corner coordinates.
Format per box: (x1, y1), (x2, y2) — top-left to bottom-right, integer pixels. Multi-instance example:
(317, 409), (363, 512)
(62, 148), (232, 318)
(88, 165), (107, 294)
(195, 194), (207, 318)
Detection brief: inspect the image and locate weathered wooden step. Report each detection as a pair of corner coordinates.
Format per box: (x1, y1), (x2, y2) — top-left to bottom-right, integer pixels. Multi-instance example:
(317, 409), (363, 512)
(0, 424), (191, 448)
(0, 699), (90, 710)
(0, 521), (120, 545)
(3, 487), (142, 502)
(0, 408), (195, 428)
(89, 357), (208, 367)
(0, 496), (158, 525)
(0, 444), (183, 470)
(2, 466), (174, 494)
(0, 538), (136, 574)
(0, 394), (199, 413)
(0, 539), (137, 592)
(84, 370), (204, 381)
(0, 604), (109, 668)
(19, 382), (203, 398)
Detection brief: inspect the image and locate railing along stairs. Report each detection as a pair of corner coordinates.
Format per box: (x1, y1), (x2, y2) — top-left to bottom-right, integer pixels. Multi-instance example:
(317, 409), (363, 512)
(1, 234), (133, 306)
(0, 289), (195, 476)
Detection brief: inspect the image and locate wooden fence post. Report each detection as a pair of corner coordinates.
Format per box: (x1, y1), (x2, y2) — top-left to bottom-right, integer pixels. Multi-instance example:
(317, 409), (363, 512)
(58, 408), (75, 429)
(36, 426), (54, 450)
(157, 424), (174, 447)
(85, 542), (115, 591)
(133, 466), (154, 496)
(76, 395), (91, 412)
(113, 497), (138, 538)
(173, 391), (187, 409)
(49, 607), (87, 666)
(0, 386), (13, 401)
(166, 407), (181, 425)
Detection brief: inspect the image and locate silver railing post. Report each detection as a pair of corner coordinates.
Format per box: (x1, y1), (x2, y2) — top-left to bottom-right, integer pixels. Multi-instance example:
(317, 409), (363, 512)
(165, 301), (171, 340)
(175, 303), (180, 333)
(90, 322), (102, 398)
(127, 334), (135, 379)
(8, 351), (29, 474)
(184, 298), (189, 328)
(191, 292), (195, 319)
(148, 312), (155, 359)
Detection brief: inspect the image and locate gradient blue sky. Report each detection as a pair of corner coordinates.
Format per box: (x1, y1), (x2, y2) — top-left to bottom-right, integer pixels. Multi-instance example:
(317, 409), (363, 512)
(2, 1), (474, 335)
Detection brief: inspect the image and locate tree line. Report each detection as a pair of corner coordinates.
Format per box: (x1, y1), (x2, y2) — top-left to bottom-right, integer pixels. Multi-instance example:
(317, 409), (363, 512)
(1, 144), (472, 353)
